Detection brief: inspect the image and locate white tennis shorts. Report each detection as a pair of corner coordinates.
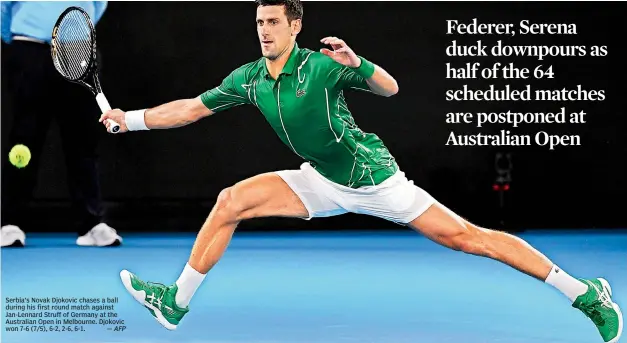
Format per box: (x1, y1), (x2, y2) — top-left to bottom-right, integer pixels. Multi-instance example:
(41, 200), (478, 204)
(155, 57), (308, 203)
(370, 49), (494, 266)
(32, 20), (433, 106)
(275, 162), (435, 224)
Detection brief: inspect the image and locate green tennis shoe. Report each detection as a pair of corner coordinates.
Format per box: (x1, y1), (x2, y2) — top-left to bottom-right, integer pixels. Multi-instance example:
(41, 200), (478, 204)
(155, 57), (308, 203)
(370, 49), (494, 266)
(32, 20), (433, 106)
(119, 270), (189, 330)
(572, 278), (623, 343)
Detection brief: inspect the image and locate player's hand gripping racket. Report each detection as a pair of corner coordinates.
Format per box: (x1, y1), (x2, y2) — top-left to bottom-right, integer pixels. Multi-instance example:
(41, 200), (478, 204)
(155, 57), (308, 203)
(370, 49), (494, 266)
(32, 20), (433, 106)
(51, 6), (120, 133)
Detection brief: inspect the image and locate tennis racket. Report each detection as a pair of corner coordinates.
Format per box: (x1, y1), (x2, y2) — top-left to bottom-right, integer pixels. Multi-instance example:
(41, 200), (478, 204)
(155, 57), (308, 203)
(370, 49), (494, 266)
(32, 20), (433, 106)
(51, 6), (120, 133)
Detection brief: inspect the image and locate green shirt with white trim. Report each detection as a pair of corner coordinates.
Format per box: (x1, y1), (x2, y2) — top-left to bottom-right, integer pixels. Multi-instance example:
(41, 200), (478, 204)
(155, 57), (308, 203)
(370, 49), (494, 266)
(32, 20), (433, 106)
(200, 43), (398, 188)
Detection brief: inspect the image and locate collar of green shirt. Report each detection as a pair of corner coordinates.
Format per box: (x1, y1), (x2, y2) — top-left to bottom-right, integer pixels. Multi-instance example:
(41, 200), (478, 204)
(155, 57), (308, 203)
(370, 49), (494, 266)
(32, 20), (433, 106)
(261, 42), (302, 80)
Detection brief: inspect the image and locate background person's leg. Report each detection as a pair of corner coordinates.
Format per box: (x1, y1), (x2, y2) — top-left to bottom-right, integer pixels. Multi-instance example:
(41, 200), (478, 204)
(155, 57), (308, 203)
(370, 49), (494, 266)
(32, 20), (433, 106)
(1, 42), (54, 243)
(53, 50), (107, 238)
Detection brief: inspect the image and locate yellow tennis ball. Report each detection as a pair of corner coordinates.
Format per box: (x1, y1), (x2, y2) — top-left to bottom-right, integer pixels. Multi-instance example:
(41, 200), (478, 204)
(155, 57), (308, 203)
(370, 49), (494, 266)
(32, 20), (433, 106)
(9, 144), (31, 168)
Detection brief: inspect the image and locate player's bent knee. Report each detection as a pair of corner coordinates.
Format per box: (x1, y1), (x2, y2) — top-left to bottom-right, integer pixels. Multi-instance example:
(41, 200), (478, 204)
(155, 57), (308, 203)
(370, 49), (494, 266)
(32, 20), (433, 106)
(213, 187), (243, 221)
(217, 183), (262, 222)
(215, 187), (233, 210)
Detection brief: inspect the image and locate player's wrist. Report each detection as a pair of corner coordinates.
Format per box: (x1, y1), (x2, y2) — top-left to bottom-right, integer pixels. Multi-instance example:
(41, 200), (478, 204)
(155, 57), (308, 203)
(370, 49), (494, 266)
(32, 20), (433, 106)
(125, 109), (149, 131)
(351, 56), (375, 79)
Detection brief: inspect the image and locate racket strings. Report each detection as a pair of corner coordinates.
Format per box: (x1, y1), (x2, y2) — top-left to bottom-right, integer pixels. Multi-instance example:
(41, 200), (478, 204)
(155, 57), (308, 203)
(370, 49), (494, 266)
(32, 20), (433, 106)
(53, 11), (93, 80)
(60, 21), (91, 77)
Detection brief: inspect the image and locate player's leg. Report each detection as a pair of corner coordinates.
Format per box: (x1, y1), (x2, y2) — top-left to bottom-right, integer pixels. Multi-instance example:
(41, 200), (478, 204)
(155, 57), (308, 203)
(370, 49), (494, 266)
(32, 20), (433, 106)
(408, 202), (622, 343)
(121, 173), (310, 330)
(344, 166), (621, 342)
(185, 173), (309, 274)
(120, 166), (344, 330)
(1, 41), (53, 246)
(410, 203), (554, 280)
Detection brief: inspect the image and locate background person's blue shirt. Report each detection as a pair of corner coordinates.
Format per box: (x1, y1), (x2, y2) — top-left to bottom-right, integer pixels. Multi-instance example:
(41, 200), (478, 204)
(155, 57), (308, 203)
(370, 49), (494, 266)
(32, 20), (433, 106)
(1, 1), (107, 44)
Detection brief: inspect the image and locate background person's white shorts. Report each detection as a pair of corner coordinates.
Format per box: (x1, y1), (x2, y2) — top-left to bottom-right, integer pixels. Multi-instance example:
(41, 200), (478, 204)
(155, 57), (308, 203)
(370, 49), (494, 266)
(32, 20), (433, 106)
(275, 163), (435, 225)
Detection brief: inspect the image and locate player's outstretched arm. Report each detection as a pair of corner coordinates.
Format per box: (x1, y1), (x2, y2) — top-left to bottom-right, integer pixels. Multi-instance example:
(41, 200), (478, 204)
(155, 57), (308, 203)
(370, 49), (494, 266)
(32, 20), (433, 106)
(320, 36), (399, 97)
(99, 97), (212, 133)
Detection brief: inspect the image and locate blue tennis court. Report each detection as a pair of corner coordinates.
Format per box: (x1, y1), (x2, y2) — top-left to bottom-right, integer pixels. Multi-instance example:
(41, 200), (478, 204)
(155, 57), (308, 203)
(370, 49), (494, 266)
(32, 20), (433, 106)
(2, 229), (625, 343)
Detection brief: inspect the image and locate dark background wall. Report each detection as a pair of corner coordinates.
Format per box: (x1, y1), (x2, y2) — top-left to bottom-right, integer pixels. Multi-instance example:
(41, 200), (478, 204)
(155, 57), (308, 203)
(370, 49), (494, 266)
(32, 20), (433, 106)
(2, 1), (625, 232)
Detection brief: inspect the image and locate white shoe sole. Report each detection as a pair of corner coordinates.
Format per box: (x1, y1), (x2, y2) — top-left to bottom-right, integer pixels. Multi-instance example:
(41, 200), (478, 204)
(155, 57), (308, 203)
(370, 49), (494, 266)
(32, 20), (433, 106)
(598, 278), (623, 343)
(1, 237), (25, 247)
(77, 236), (122, 247)
(119, 270), (177, 331)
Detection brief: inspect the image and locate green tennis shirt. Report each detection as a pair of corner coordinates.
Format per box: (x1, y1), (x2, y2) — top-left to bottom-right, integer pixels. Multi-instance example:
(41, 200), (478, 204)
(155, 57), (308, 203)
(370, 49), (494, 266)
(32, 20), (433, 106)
(200, 43), (398, 188)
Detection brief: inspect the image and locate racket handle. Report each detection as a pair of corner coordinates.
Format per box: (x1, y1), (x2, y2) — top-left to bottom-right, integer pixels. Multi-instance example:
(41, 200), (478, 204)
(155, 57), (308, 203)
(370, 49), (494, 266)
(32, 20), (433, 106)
(96, 93), (121, 134)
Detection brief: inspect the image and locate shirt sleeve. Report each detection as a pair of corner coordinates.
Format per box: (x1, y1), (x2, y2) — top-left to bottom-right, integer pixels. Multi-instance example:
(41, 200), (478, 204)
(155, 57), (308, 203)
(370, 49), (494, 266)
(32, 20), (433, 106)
(93, 1), (108, 25)
(335, 66), (371, 92)
(329, 56), (375, 92)
(1, 1), (13, 43)
(200, 69), (252, 113)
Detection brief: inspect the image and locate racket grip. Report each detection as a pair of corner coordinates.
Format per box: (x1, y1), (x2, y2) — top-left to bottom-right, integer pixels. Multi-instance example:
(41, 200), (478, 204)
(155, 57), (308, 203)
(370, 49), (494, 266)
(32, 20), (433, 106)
(96, 93), (121, 134)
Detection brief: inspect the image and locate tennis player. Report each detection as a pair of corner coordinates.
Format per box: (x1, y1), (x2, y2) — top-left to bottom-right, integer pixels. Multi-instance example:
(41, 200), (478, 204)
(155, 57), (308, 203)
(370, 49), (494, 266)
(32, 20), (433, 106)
(101, 0), (622, 341)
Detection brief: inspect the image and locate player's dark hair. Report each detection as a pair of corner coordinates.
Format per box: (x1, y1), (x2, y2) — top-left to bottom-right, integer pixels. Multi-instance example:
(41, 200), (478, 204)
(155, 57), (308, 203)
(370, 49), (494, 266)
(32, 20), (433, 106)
(255, 0), (303, 23)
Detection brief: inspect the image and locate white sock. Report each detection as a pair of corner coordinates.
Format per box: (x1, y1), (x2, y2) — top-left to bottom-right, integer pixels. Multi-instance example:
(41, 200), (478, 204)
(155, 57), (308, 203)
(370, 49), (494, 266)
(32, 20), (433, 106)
(174, 263), (206, 308)
(544, 264), (589, 303)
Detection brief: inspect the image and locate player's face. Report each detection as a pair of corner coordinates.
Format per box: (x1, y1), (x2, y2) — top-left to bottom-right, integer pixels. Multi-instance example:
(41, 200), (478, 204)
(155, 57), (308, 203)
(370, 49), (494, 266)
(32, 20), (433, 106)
(256, 5), (300, 60)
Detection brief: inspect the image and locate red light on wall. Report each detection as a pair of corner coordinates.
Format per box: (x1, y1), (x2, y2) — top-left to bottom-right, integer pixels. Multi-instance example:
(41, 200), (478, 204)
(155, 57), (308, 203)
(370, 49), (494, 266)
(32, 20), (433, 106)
(493, 184), (511, 191)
